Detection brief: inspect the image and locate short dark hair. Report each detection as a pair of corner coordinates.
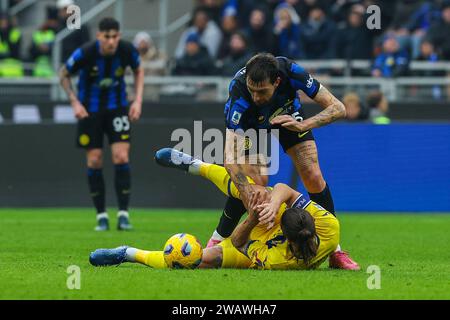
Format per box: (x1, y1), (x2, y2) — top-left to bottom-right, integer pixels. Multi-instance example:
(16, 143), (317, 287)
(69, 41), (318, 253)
(245, 53), (279, 84)
(98, 17), (120, 32)
(281, 207), (318, 264)
(193, 6), (210, 20)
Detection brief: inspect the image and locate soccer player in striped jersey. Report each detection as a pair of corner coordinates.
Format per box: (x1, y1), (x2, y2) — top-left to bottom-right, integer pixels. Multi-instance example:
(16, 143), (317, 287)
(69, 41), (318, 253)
(60, 17), (144, 231)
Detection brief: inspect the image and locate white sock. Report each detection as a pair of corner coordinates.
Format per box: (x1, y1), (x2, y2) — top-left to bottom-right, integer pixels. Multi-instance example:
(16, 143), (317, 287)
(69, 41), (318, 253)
(97, 212), (109, 220)
(211, 230), (225, 241)
(335, 244), (342, 252)
(125, 247), (137, 262)
(117, 211), (129, 218)
(188, 159), (204, 175)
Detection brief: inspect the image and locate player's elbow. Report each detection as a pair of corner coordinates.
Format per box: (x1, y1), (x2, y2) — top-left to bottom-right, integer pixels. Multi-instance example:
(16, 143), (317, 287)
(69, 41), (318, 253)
(230, 236), (245, 253)
(336, 101), (346, 119)
(58, 66), (69, 82)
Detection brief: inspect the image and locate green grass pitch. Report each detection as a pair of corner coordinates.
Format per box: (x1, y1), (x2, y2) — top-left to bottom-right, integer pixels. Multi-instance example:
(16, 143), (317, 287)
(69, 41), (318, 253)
(0, 209), (449, 300)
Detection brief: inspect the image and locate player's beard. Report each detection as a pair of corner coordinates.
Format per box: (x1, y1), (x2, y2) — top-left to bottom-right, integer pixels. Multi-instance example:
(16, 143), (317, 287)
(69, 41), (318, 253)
(255, 94), (276, 108)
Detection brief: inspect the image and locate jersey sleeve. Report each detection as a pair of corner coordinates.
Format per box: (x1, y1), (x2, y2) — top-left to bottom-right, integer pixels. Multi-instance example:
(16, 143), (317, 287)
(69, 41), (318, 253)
(287, 61), (320, 99)
(291, 192), (311, 210)
(125, 42), (141, 70)
(244, 240), (268, 269)
(65, 47), (85, 74)
(224, 79), (251, 130)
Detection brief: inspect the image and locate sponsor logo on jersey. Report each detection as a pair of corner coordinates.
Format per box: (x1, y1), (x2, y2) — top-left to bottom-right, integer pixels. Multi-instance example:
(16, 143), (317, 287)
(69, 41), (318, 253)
(269, 108), (284, 122)
(99, 78), (114, 88)
(269, 100), (294, 122)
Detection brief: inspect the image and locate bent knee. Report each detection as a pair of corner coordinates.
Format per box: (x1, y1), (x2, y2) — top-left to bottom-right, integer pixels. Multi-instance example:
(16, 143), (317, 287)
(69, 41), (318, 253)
(112, 151), (129, 164)
(87, 151), (103, 168)
(199, 246), (223, 269)
(301, 168), (325, 191)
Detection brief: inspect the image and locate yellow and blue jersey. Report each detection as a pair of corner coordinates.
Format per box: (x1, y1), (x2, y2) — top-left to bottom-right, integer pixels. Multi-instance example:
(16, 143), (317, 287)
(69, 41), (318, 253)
(219, 195), (339, 270)
(245, 198), (340, 270)
(201, 163), (339, 270)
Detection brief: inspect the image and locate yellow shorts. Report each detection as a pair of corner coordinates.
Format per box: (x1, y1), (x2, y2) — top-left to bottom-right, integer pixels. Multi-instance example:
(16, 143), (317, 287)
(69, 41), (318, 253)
(218, 238), (252, 269)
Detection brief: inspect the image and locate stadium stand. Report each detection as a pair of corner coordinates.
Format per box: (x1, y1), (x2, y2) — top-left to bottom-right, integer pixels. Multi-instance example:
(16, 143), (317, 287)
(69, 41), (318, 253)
(1, 0), (450, 103)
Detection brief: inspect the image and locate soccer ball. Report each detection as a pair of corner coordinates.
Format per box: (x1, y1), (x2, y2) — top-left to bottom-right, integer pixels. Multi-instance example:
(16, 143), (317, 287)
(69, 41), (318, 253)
(163, 233), (203, 269)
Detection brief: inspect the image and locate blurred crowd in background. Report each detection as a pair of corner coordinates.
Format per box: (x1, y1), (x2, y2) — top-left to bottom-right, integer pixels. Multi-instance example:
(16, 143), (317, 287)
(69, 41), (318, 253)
(2, 0), (450, 122)
(172, 0), (450, 78)
(1, 0), (450, 78)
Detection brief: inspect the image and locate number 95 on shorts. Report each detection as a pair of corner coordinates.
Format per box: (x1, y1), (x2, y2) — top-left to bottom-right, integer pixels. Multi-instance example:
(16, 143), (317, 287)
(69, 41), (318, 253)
(76, 109), (131, 149)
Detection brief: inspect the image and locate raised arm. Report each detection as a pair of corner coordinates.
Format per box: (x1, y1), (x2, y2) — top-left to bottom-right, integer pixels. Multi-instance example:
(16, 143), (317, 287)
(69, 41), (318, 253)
(271, 84), (346, 132)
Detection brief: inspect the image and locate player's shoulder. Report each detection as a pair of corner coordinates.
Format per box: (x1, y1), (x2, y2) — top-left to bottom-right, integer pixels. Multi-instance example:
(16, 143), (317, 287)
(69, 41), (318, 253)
(232, 66), (247, 84)
(228, 67), (248, 95)
(118, 40), (137, 54)
(66, 41), (96, 68)
(275, 56), (307, 77)
(80, 40), (98, 56)
(305, 201), (332, 218)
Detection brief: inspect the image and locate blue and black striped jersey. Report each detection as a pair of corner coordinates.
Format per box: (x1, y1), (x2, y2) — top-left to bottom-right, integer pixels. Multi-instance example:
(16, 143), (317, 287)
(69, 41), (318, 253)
(224, 56), (320, 131)
(65, 40), (140, 113)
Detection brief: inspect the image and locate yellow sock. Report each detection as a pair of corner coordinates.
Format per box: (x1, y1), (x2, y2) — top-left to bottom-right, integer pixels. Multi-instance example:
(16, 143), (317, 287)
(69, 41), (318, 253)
(199, 163), (256, 199)
(135, 250), (168, 269)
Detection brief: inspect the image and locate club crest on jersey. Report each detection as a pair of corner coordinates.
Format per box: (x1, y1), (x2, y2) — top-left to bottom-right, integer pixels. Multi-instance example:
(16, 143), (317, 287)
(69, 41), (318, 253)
(244, 137), (253, 150)
(231, 111), (242, 125)
(115, 67), (124, 77)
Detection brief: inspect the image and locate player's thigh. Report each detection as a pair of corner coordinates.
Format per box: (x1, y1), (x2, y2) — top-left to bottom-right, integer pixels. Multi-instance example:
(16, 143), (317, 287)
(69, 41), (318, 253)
(76, 114), (104, 150)
(286, 140), (326, 192)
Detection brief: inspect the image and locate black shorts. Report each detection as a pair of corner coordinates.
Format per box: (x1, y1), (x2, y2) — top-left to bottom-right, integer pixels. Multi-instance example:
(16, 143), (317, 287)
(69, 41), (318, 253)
(76, 108), (131, 149)
(243, 127), (314, 156)
(277, 126), (315, 153)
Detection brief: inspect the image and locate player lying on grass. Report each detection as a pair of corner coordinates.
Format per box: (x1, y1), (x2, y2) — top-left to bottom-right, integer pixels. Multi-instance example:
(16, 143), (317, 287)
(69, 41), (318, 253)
(89, 148), (348, 270)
